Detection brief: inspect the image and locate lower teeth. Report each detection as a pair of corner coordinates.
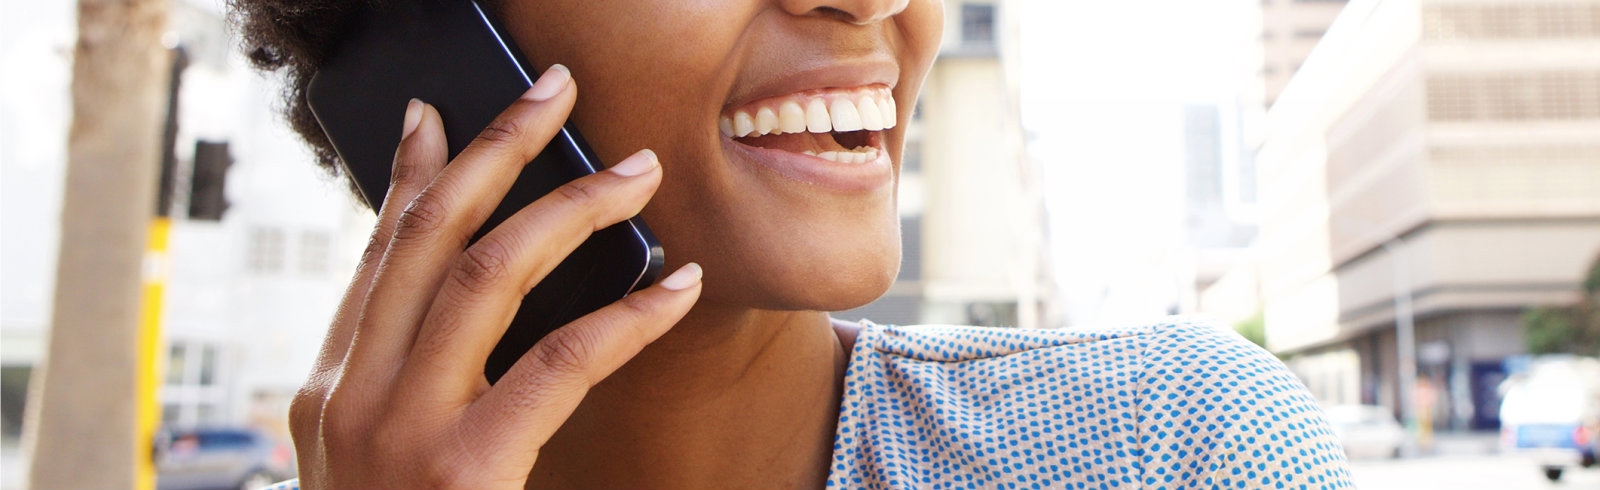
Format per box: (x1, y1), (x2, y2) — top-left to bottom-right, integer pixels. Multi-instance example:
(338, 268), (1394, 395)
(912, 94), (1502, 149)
(802, 147), (877, 164)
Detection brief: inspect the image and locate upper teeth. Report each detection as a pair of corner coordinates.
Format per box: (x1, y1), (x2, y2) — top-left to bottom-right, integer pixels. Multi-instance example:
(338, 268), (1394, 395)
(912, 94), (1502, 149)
(720, 90), (898, 138)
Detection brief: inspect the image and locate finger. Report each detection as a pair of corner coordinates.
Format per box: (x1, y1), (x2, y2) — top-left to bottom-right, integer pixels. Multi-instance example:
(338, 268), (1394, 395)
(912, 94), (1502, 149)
(309, 100), (448, 382)
(342, 65), (576, 392)
(287, 100), (445, 489)
(401, 149), (662, 397)
(291, 100), (447, 426)
(461, 263), (702, 470)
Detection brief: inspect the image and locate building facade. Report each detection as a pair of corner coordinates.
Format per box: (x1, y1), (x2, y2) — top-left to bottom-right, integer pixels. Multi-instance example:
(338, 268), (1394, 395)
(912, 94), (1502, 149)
(1257, 0), (1351, 108)
(837, 0), (1057, 329)
(1219, 0), (1600, 431)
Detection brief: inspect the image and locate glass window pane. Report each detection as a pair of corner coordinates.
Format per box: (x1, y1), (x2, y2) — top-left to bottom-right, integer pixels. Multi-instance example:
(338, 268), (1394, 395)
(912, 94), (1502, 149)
(198, 346), (216, 386)
(166, 344), (186, 386)
(961, 4), (996, 45)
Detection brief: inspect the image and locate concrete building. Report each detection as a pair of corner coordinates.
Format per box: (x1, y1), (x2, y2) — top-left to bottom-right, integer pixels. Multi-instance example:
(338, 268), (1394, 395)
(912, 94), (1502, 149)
(1257, 0), (1351, 108)
(1213, 0), (1600, 431)
(1, 0), (370, 454)
(838, 0), (1058, 328)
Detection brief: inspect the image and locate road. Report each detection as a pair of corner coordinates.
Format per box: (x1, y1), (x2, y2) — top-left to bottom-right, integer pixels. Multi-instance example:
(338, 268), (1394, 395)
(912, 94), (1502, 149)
(1351, 454), (1600, 490)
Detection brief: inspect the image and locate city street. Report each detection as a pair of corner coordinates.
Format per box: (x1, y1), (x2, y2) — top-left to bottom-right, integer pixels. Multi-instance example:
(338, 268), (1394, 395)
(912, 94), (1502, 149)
(1351, 455), (1600, 490)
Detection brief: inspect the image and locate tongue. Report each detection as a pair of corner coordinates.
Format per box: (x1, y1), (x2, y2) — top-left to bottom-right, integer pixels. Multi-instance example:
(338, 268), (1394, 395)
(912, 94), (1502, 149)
(736, 131), (846, 153)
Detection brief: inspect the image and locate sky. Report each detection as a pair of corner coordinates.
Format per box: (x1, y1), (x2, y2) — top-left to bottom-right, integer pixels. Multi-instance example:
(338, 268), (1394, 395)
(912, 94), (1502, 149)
(1018, 0), (1258, 326)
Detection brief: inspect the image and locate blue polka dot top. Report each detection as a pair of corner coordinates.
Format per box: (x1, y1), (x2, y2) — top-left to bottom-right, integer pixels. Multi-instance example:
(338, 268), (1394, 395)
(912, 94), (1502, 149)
(826, 317), (1355, 489)
(262, 317), (1352, 489)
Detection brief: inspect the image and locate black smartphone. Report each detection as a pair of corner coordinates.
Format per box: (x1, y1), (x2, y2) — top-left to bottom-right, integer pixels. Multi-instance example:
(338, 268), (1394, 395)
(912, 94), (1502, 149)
(306, 0), (664, 383)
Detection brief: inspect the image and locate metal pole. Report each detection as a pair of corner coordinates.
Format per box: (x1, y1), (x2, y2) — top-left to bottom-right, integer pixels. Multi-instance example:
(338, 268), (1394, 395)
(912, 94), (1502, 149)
(1381, 238), (1418, 456)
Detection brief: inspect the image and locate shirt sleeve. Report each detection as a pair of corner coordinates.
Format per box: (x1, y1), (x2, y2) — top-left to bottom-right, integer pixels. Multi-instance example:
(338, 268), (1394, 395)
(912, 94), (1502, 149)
(259, 479), (299, 490)
(1134, 320), (1355, 489)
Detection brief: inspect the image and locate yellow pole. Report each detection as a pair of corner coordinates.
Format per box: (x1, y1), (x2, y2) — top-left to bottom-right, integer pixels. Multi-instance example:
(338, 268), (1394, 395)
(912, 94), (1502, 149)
(136, 217), (171, 490)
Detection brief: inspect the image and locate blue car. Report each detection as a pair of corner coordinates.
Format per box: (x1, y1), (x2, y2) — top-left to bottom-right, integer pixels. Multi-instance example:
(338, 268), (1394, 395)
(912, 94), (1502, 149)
(156, 428), (294, 490)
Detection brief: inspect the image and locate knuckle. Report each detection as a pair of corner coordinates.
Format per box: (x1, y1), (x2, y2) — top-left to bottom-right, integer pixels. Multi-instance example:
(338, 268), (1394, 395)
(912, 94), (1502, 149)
(610, 294), (665, 339)
(552, 177), (603, 212)
(617, 290), (657, 315)
(533, 328), (599, 376)
(476, 115), (526, 148)
(318, 385), (365, 440)
(288, 386), (327, 439)
(359, 232), (388, 265)
(393, 193), (450, 242)
(390, 153), (426, 188)
(451, 241), (514, 296)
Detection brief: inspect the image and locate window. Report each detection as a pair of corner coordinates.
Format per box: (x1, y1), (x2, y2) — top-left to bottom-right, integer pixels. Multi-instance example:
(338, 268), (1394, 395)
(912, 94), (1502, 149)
(965, 301), (1019, 327)
(1424, 3), (1600, 40)
(1, 366), (33, 438)
(1427, 71), (1600, 121)
(1292, 29), (1327, 39)
(166, 344), (187, 386)
(898, 216), (922, 281)
(162, 340), (228, 428)
(961, 4), (996, 47)
(901, 140), (923, 173)
(198, 345), (217, 386)
(247, 227), (286, 274)
(299, 230), (332, 276)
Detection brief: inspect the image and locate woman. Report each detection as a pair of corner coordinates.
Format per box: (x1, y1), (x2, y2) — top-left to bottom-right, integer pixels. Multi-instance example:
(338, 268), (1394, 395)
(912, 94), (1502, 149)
(232, 0), (1354, 488)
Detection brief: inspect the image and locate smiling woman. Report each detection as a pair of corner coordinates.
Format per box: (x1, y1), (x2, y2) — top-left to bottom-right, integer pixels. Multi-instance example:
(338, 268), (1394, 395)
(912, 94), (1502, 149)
(227, 0), (1354, 488)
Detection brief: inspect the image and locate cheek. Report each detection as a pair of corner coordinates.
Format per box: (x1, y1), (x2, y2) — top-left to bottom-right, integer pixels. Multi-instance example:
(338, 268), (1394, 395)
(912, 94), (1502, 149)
(502, 2), (757, 242)
(502, 1), (753, 157)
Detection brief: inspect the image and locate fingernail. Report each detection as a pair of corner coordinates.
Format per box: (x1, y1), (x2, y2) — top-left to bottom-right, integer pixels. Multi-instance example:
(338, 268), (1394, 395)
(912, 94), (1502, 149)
(401, 98), (423, 139)
(522, 64), (571, 102)
(658, 263), (702, 291)
(609, 149), (658, 177)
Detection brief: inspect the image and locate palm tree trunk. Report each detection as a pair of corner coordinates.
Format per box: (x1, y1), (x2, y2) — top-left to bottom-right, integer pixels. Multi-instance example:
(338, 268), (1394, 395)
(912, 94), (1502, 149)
(23, 0), (169, 487)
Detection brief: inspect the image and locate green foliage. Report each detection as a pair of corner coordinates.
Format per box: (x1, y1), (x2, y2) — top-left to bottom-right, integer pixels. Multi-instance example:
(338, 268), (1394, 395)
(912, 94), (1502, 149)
(1524, 252), (1600, 356)
(1587, 253), (1600, 294)
(1234, 313), (1267, 350)
(1524, 306), (1583, 355)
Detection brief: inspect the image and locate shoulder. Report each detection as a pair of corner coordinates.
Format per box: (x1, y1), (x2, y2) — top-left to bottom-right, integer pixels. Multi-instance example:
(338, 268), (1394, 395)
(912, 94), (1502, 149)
(849, 316), (1252, 364)
(828, 317), (1353, 489)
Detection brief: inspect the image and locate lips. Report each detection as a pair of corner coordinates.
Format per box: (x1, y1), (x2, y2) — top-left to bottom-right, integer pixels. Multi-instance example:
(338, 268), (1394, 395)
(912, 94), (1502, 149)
(716, 85), (897, 191)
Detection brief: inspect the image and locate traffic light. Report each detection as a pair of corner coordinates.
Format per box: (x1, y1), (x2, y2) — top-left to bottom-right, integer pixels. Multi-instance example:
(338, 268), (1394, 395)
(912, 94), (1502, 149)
(188, 140), (231, 221)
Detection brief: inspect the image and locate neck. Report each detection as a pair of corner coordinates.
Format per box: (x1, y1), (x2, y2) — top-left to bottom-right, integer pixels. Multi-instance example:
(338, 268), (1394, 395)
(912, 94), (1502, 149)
(527, 306), (850, 490)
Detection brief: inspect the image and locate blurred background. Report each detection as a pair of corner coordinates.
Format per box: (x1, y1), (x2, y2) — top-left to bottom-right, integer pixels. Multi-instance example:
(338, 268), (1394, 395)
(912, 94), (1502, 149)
(3, 0), (1598, 488)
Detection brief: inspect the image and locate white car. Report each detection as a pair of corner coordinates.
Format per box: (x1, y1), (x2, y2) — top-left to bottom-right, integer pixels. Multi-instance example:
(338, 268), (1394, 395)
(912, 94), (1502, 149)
(1324, 404), (1406, 460)
(1499, 356), (1600, 482)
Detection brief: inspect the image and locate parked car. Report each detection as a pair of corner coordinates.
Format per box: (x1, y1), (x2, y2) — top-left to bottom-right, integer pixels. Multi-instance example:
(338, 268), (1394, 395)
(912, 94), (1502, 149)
(156, 427), (294, 490)
(1323, 404), (1406, 459)
(1499, 356), (1600, 482)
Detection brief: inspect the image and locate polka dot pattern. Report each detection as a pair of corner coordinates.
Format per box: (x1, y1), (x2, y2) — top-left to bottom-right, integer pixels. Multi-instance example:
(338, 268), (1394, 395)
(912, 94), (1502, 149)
(826, 317), (1355, 489)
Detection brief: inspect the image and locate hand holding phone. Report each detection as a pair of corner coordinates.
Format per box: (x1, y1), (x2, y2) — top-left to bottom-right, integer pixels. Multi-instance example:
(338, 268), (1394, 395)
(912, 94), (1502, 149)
(287, 62), (704, 490)
(307, 0), (664, 383)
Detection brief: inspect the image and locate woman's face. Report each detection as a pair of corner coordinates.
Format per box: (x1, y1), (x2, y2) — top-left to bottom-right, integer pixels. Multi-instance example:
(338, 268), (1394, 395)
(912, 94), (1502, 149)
(500, 0), (943, 312)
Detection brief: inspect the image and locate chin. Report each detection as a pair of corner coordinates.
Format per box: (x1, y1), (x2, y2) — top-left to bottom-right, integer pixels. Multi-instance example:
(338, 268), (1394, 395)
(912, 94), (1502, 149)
(706, 217), (904, 314)
(791, 250), (900, 312)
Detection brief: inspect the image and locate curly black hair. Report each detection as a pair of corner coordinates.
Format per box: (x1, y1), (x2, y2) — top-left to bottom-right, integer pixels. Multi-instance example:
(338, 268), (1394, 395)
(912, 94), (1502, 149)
(228, 0), (501, 194)
(227, 0), (368, 187)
